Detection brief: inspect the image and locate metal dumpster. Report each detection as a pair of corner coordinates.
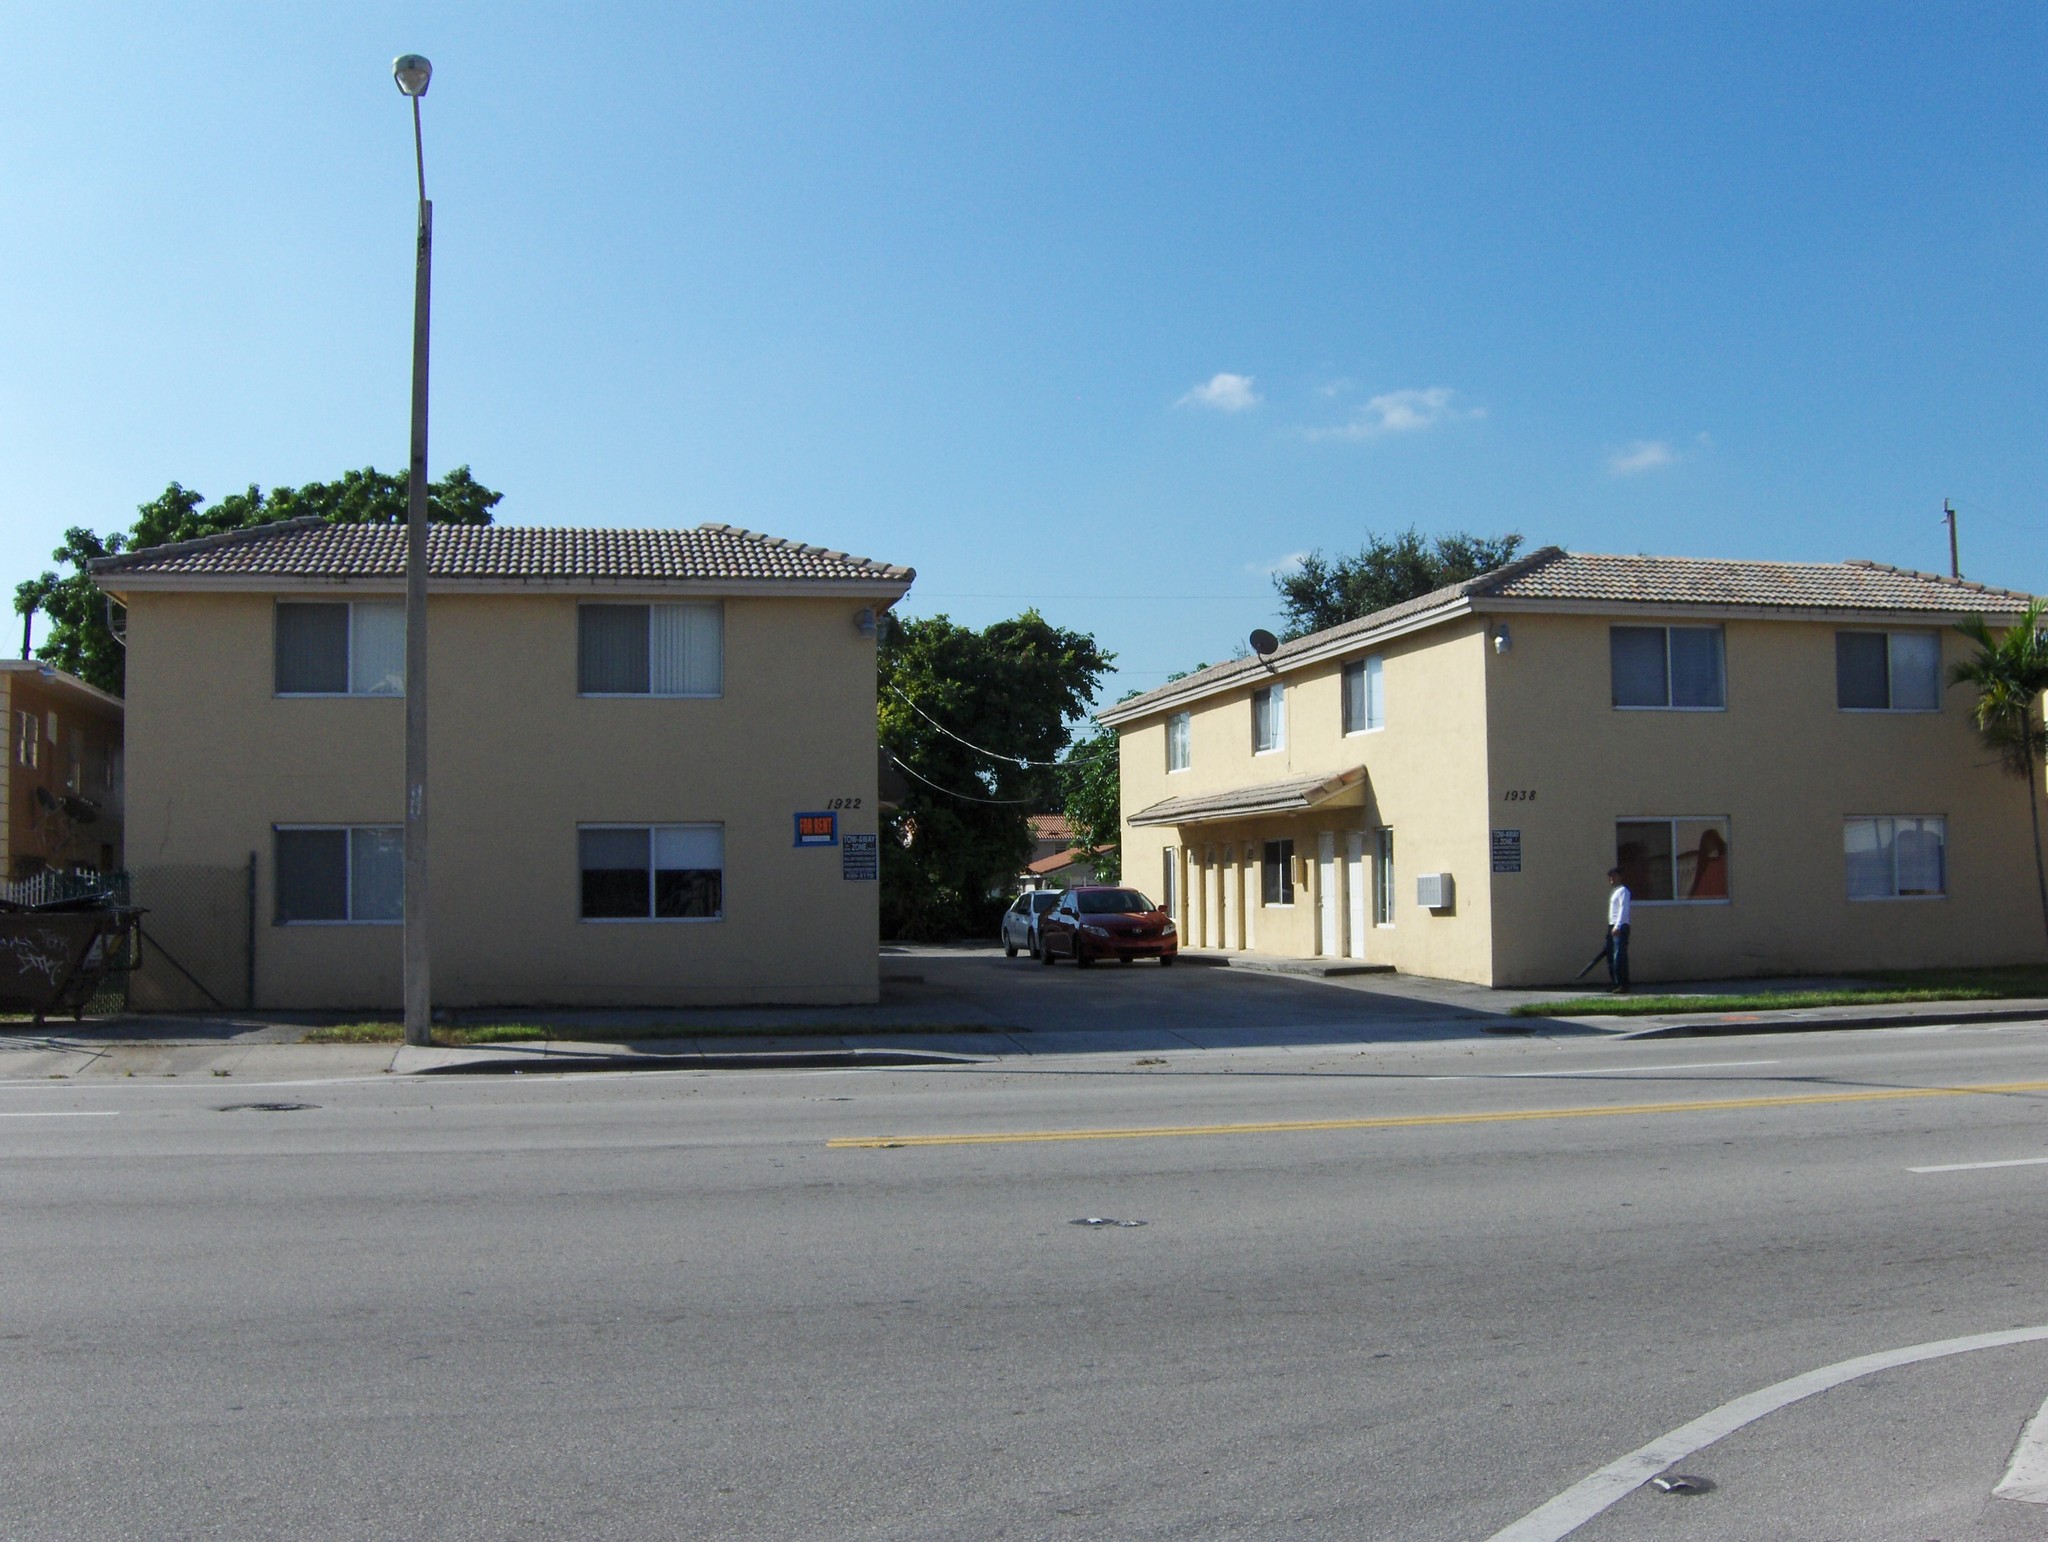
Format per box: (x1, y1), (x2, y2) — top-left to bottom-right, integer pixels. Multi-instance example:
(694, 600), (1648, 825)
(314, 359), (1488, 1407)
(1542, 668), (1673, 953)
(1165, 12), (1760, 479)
(0, 907), (141, 1023)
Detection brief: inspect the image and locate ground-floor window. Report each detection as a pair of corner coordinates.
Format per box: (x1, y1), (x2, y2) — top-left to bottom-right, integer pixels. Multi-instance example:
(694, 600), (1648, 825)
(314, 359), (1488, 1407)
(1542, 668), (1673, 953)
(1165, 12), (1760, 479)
(1845, 816), (1945, 899)
(1615, 817), (1730, 902)
(275, 825), (403, 924)
(580, 824), (724, 920)
(1261, 839), (1295, 906)
(1373, 827), (1395, 925)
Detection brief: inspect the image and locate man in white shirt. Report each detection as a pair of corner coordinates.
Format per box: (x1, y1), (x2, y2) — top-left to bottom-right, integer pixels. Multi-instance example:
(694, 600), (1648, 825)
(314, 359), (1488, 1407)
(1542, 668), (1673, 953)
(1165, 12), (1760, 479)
(1605, 866), (1632, 993)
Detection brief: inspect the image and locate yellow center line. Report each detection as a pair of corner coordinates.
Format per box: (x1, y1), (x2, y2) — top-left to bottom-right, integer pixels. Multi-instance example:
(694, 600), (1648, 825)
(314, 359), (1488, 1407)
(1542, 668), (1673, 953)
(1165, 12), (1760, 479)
(825, 1079), (2048, 1148)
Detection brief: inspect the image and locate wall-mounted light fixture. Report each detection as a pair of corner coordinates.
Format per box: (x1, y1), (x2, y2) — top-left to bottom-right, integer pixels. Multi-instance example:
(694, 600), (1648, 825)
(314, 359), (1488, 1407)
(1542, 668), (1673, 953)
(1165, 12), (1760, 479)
(1493, 623), (1512, 654)
(854, 607), (878, 639)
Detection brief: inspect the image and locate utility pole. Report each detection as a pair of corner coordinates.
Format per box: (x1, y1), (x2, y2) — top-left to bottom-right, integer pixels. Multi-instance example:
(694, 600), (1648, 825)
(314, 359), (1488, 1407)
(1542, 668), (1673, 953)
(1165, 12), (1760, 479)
(1942, 499), (1961, 579)
(394, 54), (434, 1048)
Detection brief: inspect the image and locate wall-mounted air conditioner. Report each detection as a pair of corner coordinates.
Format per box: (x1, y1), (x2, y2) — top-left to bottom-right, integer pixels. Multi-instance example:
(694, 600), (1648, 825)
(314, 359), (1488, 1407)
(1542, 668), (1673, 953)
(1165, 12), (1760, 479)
(1416, 872), (1454, 911)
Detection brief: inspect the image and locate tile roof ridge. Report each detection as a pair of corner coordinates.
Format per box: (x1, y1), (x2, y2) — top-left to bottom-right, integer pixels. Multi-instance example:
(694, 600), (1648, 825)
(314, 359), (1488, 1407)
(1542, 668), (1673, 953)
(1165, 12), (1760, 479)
(88, 514), (329, 574)
(1467, 543), (1567, 595)
(1841, 556), (2035, 600)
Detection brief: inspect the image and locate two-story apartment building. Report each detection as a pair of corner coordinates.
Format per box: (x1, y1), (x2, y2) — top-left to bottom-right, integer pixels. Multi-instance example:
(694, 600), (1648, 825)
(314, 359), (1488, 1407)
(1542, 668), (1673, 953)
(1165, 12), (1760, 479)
(1, 660), (124, 883)
(1101, 549), (2043, 987)
(91, 517), (912, 1009)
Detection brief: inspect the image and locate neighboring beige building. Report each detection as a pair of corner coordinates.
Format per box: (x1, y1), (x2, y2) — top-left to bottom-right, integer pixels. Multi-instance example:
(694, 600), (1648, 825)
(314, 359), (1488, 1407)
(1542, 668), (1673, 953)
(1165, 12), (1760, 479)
(2, 661), (124, 883)
(1102, 549), (2044, 987)
(92, 518), (912, 1009)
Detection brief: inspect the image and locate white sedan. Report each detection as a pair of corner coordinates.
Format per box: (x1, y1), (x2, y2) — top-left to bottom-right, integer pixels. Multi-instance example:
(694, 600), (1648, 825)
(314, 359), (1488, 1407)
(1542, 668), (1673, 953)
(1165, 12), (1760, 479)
(999, 890), (1063, 958)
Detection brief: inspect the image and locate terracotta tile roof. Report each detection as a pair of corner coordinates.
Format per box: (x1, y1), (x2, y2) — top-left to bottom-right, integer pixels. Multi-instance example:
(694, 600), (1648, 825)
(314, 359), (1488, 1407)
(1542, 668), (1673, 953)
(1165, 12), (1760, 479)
(1103, 547), (2038, 724)
(89, 517), (915, 587)
(1029, 814), (1075, 843)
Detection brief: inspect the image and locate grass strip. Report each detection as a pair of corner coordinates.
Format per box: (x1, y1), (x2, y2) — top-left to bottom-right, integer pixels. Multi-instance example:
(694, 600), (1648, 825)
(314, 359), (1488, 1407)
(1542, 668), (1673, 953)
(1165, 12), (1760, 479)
(302, 1021), (1003, 1045)
(1513, 987), (2014, 1018)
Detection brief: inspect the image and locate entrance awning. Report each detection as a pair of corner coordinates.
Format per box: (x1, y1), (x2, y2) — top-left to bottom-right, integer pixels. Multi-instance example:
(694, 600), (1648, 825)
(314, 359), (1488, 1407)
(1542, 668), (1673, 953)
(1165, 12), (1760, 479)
(1127, 766), (1367, 828)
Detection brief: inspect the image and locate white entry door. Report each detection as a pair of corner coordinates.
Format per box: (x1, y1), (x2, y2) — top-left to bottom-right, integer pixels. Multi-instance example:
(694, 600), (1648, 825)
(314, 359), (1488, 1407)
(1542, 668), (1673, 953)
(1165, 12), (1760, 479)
(1317, 832), (1338, 956)
(1345, 832), (1368, 958)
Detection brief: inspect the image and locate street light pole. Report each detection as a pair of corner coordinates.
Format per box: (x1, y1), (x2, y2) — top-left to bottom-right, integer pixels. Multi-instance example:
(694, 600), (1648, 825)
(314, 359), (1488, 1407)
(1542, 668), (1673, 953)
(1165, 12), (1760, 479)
(394, 53), (434, 1047)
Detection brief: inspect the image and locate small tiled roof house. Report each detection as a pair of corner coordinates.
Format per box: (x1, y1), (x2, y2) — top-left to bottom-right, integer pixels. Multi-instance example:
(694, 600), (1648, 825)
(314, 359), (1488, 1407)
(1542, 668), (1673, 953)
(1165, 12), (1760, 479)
(1101, 548), (2043, 986)
(92, 519), (913, 1009)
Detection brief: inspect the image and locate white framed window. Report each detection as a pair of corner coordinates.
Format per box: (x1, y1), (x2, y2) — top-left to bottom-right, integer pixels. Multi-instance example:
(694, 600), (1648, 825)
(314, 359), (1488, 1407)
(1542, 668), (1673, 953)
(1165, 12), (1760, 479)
(12, 710), (37, 770)
(1261, 839), (1295, 906)
(580, 823), (724, 920)
(1252, 684), (1286, 753)
(1615, 816), (1731, 903)
(1161, 847), (1178, 915)
(1342, 656), (1385, 734)
(275, 601), (405, 696)
(1845, 816), (1946, 899)
(578, 603), (723, 697)
(1837, 631), (1941, 712)
(1166, 711), (1191, 772)
(274, 825), (403, 924)
(1610, 626), (1726, 710)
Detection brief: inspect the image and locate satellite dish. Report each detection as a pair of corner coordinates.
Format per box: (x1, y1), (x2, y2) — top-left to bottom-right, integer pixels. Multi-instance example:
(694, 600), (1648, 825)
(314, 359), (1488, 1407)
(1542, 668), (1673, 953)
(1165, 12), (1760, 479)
(1248, 629), (1280, 657)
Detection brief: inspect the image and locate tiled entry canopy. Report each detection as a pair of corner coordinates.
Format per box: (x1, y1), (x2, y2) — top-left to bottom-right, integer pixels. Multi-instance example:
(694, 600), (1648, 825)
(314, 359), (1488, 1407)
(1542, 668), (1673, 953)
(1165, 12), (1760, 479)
(1128, 766), (1367, 827)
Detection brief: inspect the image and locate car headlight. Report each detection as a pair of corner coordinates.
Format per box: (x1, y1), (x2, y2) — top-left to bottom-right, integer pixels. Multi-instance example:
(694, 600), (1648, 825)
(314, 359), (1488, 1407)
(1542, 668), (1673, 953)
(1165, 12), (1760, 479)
(1081, 924), (1112, 937)
(1161, 921), (1176, 934)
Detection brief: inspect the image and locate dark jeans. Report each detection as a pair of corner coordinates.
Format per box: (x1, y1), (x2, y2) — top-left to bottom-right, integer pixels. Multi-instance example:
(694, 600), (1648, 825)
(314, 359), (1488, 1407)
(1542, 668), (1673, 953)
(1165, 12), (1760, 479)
(1607, 924), (1631, 989)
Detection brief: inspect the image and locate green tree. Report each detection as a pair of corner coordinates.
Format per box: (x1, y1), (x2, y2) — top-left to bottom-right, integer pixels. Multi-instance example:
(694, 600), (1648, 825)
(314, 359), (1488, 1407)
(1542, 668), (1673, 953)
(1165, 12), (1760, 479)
(1275, 528), (1524, 640)
(879, 611), (1112, 939)
(14, 467), (501, 695)
(1057, 723), (1122, 883)
(1951, 600), (2048, 946)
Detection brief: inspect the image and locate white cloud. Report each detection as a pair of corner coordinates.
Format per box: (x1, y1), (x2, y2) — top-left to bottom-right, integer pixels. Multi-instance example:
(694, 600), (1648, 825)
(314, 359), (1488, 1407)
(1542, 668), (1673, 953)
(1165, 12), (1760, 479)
(1176, 372), (1261, 412)
(1304, 386), (1481, 441)
(1607, 439), (1678, 476)
(1248, 550), (1311, 577)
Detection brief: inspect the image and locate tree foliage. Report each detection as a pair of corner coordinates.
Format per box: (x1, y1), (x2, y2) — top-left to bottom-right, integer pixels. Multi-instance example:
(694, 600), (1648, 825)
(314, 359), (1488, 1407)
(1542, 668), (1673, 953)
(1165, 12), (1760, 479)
(879, 611), (1112, 939)
(1057, 723), (1122, 884)
(1951, 601), (2048, 946)
(14, 467), (502, 695)
(1275, 528), (1524, 640)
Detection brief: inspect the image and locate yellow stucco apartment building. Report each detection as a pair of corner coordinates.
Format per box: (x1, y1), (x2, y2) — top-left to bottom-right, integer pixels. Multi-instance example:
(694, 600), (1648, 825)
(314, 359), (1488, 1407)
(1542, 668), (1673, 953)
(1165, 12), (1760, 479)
(91, 518), (912, 1009)
(1102, 549), (2043, 987)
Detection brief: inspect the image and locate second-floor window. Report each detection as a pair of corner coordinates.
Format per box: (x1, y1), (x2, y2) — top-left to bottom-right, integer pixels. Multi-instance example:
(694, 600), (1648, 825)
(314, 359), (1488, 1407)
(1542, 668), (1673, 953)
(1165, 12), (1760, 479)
(1837, 631), (1940, 711)
(1342, 656), (1385, 734)
(1252, 684), (1286, 753)
(1166, 711), (1191, 772)
(579, 603), (723, 696)
(12, 710), (36, 769)
(275, 601), (404, 696)
(1611, 625), (1725, 710)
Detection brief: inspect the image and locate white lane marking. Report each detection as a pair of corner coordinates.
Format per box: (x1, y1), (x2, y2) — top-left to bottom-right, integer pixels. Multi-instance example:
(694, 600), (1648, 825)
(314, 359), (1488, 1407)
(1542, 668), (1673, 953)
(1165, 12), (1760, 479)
(1911, 1156), (2048, 1174)
(0, 1110), (118, 1118)
(1486, 1324), (2048, 1542)
(1996, 1393), (2048, 1503)
(1428, 1060), (1778, 1081)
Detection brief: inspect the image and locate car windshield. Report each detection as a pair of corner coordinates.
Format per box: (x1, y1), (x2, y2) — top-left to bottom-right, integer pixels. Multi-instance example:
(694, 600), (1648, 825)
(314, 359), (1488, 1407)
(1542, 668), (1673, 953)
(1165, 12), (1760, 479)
(1030, 892), (1061, 913)
(1076, 889), (1154, 915)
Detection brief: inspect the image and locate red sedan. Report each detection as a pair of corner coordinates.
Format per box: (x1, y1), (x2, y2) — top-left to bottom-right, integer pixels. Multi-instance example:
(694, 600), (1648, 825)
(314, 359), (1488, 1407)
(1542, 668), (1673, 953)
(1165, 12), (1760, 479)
(1037, 886), (1178, 966)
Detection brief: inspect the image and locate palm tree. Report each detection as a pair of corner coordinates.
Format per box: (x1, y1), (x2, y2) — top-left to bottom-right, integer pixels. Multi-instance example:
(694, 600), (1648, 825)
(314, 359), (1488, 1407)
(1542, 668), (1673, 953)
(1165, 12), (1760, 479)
(1951, 600), (2048, 946)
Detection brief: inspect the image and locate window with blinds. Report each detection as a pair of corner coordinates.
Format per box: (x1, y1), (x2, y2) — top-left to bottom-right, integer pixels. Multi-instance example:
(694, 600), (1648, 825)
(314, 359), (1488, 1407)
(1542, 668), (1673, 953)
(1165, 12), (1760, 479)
(1610, 625), (1726, 710)
(579, 824), (725, 920)
(275, 601), (405, 696)
(274, 826), (403, 923)
(578, 603), (723, 696)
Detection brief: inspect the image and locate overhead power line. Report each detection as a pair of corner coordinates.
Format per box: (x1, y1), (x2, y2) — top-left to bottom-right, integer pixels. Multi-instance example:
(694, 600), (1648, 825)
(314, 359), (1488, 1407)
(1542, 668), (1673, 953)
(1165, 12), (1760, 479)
(888, 755), (1040, 806)
(885, 683), (1115, 768)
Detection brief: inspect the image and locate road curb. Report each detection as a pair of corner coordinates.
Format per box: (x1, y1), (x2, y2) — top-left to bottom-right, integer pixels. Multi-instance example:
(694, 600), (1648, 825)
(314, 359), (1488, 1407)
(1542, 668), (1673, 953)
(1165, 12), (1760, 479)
(1610, 1003), (2048, 1039)
(398, 1045), (989, 1075)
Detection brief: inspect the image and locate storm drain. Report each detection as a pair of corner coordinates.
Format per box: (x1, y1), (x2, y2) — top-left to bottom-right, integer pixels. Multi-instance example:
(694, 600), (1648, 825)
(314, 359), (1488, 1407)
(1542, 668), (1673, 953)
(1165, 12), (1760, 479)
(1071, 1217), (1147, 1228)
(215, 1102), (320, 1113)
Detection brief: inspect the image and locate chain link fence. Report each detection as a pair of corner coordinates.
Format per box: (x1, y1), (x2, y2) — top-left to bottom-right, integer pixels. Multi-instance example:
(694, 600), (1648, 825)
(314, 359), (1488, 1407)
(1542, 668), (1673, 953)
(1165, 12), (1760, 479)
(126, 859), (255, 1013)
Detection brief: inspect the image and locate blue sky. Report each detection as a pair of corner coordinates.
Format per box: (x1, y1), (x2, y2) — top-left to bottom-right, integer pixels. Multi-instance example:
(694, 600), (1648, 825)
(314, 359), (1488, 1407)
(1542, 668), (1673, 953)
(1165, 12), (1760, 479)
(5, 3), (2045, 700)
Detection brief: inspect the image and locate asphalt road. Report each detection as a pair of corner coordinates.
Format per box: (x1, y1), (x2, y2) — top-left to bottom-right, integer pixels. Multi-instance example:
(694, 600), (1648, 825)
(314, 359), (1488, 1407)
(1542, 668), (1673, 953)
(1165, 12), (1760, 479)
(9, 1022), (2048, 1539)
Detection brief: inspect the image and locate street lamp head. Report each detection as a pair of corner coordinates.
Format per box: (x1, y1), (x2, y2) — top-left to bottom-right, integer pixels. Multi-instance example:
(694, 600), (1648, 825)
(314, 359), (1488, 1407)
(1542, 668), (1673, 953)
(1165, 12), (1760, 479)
(393, 54), (433, 98)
